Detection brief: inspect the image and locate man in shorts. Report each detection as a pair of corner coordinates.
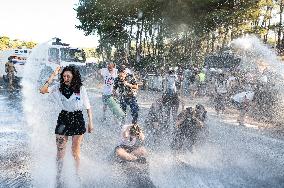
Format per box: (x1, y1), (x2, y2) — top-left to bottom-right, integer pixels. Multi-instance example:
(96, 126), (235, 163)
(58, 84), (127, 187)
(99, 61), (118, 121)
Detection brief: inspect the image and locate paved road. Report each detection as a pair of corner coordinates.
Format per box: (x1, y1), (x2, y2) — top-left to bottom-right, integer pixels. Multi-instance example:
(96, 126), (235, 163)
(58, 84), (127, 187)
(80, 89), (284, 188)
(0, 87), (283, 188)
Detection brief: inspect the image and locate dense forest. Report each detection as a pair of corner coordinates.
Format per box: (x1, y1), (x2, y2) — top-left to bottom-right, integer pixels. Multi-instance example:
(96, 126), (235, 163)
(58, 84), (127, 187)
(75, 0), (284, 70)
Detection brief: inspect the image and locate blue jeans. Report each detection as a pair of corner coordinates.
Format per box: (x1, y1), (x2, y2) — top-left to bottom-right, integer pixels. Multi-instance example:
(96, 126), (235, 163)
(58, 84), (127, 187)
(120, 96), (139, 124)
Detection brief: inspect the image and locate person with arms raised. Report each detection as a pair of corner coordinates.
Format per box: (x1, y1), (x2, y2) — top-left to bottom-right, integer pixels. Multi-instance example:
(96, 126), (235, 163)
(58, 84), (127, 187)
(39, 65), (93, 183)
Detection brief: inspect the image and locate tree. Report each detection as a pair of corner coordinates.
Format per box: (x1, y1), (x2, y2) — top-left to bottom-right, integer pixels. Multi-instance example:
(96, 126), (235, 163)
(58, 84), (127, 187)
(75, 0), (269, 69)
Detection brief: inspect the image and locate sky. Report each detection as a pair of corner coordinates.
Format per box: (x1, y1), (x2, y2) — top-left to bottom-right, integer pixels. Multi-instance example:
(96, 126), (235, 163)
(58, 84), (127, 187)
(0, 0), (99, 48)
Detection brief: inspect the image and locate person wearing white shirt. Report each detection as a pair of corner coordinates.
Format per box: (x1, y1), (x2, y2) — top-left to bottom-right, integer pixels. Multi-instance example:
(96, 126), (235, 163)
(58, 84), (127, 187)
(98, 62), (118, 120)
(39, 65), (93, 181)
(231, 91), (255, 126)
(115, 124), (147, 163)
(163, 70), (180, 122)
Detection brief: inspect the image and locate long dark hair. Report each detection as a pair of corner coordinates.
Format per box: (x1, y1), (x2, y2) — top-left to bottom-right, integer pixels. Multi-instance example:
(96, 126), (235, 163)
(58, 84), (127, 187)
(59, 66), (82, 93)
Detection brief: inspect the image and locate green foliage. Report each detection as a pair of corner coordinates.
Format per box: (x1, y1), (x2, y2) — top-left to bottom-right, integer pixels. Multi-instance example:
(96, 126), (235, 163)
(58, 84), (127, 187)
(0, 36), (37, 50)
(83, 48), (97, 58)
(75, 0), (275, 69)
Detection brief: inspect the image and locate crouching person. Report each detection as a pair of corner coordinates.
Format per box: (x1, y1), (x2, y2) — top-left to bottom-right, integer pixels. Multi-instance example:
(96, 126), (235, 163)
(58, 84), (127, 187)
(145, 97), (168, 140)
(115, 124), (147, 163)
(171, 104), (207, 153)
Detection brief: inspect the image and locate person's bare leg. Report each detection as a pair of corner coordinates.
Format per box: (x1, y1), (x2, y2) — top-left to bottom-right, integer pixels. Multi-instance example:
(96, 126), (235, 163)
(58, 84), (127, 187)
(72, 135), (84, 175)
(116, 148), (138, 161)
(238, 108), (245, 125)
(102, 104), (107, 120)
(56, 135), (68, 179)
(131, 147), (148, 158)
(8, 74), (14, 90)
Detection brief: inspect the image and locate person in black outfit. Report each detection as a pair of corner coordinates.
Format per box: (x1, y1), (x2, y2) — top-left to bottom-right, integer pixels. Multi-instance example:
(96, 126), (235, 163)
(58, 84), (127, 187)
(113, 66), (139, 124)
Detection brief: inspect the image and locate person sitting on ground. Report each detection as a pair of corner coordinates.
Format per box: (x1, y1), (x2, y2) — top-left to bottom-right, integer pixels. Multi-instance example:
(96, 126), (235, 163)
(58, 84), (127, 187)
(171, 104), (207, 152)
(115, 123), (147, 163)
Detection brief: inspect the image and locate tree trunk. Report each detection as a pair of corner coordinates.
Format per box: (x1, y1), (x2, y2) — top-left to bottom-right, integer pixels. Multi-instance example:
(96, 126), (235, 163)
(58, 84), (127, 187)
(277, 0), (283, 52)
(140, 18), (144, 58)
(128, 23), (133, 57)
(136, 21), (141, 65)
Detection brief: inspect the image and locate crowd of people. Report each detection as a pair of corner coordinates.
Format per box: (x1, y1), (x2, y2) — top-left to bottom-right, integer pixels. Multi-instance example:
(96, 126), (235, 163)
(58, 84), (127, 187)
(37, 60), (276, 186)
(38, 62), (212, 185)
(142, 65), (272, 126)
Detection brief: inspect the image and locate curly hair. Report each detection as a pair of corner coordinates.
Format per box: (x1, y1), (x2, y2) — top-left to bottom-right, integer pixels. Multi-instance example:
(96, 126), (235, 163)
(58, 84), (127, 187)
(129, 124), (141, 136)
(59, 66), (83, 93)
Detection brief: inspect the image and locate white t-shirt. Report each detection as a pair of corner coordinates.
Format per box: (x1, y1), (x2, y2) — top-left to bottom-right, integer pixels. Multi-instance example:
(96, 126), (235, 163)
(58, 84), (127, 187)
(216, 80), (228, 94)
(119, 124), (137, 147)
(231, 91), (254, 103)
(48, 83), (91, 112)
(100, 68), (118, 95)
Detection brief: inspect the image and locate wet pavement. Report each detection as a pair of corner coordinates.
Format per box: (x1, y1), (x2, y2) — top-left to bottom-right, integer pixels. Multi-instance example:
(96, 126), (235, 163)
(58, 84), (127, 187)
(0, 85), (283, 188)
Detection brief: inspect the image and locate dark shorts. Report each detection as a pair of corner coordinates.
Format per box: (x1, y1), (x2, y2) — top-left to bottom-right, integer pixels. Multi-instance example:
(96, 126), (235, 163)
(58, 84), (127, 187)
(102, 94), (112, 105)
(115, 144), (139, 153)
(231, 100), (242, 110)
(55, 110), (86, 136)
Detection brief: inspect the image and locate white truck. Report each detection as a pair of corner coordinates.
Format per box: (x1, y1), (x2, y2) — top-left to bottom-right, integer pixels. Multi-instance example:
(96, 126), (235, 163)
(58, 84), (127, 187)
(38, 38), (87, 83)
(44, 38), (86, 68)
(0, 38), (87, 87)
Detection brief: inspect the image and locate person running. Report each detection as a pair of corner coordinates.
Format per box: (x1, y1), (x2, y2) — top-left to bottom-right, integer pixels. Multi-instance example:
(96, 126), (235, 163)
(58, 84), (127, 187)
(5, 56), (17, 91)
(39, 66), (94, 181)
(98, 61), (119, 121)
(113, 66), (139, 124)
(115, 123), (147, 163)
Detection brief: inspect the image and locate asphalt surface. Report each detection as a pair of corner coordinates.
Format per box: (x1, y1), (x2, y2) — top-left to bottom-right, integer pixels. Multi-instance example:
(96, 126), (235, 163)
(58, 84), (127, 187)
(0, 84), (283, 188)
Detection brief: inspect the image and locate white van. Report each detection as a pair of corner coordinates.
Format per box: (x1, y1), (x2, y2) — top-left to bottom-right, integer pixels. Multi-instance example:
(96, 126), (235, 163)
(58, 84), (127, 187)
(45, 38), (86, 69)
